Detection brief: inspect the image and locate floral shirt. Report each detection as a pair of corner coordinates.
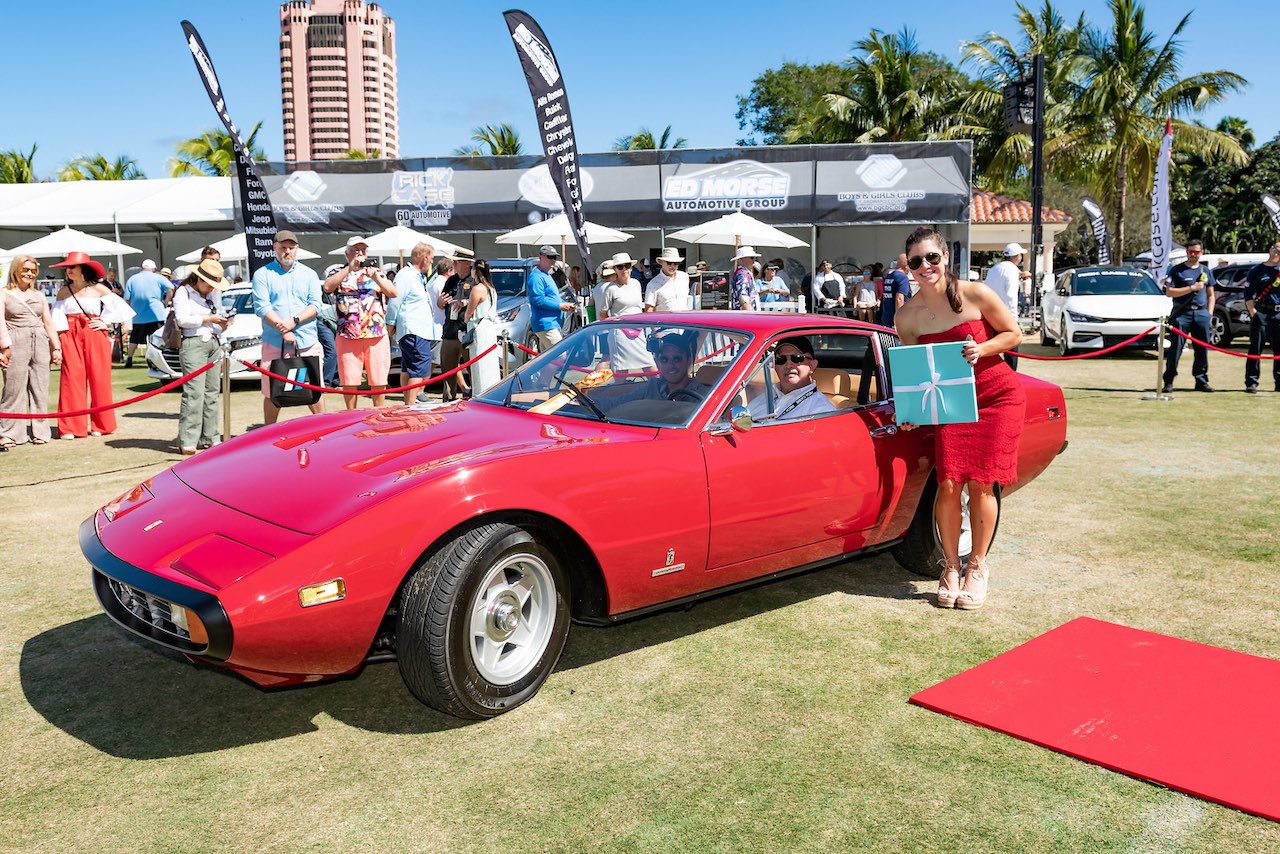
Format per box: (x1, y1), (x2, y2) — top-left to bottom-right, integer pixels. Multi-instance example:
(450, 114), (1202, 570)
(335, 270), (386, 339)
(731, 268), (759, 311)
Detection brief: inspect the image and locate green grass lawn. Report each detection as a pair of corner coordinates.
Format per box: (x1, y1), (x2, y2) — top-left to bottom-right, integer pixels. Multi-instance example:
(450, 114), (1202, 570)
(2, 347), (1279, 852)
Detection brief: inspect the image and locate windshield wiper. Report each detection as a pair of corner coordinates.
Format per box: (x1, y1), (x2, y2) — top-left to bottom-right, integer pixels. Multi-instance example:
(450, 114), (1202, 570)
(550, 375), (609, 422)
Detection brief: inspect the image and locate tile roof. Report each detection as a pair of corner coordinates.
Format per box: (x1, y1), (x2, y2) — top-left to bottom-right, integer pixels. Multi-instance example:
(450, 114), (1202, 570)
(972, 189), (1072, 224)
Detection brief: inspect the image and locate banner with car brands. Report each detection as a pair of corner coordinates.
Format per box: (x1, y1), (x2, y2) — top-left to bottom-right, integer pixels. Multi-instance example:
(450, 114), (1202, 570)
(502, 10), (592, 273)
(253, 141), (973, 235)
(180, 21), (277, 277)
(1080, 196), (1112, 265)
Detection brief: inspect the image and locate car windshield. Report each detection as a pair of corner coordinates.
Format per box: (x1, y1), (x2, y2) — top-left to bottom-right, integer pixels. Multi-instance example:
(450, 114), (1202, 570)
(477, 321), (752, 428)
(1074, 270), (1161, 296)
(490, 266), (527, 297)
(224, 291), (254, 313)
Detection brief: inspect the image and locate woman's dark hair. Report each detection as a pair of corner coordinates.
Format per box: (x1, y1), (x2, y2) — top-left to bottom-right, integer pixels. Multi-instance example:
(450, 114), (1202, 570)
(905, 226), (962, 314)
(70, 264), (103, 284)
(182, 271), (203, 289)
(473, 258), (492, 286)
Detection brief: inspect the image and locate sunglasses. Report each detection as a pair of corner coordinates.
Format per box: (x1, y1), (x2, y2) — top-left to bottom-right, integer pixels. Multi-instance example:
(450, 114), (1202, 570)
(906, 252), (944, 270)
(774, 353), (809, 365)
(19, 267), (38, 274)
(657, 354), (687, 364)
(614, 263), (633, 269)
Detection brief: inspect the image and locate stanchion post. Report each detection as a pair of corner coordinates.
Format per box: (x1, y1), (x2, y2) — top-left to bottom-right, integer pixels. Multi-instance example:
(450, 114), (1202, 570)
(221, 344), (232, 440)
(1144, 317), (1173, 401)
(499, 331), (510, 379)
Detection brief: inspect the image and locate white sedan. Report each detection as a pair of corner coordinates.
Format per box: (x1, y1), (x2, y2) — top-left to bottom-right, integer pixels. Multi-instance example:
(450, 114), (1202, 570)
(145, 288), (263, 382)
(1039, 266), (1172, 355)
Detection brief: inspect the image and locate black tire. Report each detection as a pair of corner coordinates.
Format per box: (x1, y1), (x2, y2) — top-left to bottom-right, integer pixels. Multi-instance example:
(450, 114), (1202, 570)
(521, 332), (540, 364)
(397, 522), (571, 719)
(891, 480), (1001, 577)
(1209, 311), (1231, 348)
(1039, 316), (1051, 346)
(1058, 321), (1072, 356)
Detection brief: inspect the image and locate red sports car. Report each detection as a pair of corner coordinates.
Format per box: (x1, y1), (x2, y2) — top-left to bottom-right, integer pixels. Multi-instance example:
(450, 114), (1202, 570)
(83, 313), (1067, 718)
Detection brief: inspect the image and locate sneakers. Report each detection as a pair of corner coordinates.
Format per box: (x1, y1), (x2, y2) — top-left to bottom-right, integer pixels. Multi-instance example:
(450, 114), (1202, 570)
(1160, 383), (1174, 394)
(1246, 386), (1258, 394)
(1195, 382), (1215, 393)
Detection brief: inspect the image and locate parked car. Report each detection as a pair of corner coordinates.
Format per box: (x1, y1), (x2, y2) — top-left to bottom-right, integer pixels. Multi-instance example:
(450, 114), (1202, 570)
(145, 287), (263, 382)
(1040, 266), (1172, 355)
(1206, 262), (1255, 347)
(83, 312), (1067, 719)
(489, 257), (583, 370)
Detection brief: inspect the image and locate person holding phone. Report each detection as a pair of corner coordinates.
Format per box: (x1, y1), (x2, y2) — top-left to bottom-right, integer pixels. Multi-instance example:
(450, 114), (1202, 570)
(323, 236), (398, 409)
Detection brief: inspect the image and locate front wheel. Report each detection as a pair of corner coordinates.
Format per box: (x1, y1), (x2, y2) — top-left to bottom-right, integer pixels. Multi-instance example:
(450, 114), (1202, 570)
(1209, 311), (1231, 347)
(397, 522), (571, 718)
(891, 480), (1001, 577)
(1058, 321), (1072, 356)
(521, 332), (540, 364)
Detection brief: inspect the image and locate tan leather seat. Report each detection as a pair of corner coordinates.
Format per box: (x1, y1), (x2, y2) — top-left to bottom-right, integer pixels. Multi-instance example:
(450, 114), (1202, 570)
(813, 368), (855, 409)
(695, 364), (726, 385)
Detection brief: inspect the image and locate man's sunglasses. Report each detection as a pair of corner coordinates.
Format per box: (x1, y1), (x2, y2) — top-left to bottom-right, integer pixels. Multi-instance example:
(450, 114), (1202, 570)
(773, 353), (809, 365)
(907, 252), (944, 270)
(614, 263), (633, 269)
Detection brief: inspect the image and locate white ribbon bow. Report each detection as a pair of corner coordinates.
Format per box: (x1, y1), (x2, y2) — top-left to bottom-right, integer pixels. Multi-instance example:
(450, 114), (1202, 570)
(893, 345), (974, 424)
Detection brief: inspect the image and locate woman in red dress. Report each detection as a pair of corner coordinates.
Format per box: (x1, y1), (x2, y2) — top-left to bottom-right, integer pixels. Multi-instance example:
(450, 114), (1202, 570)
(51, 252), (119, 438)
(894, 227), (1025, 611)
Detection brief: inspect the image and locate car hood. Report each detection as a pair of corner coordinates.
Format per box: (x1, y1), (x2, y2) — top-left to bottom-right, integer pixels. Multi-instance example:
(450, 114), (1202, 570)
(1065, 294), (1172, 319)
(173, 402), (649, 534)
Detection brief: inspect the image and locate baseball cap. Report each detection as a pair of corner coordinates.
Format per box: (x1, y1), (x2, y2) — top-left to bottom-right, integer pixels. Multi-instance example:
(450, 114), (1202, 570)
(538, 245), (560, 258)
(273, 229), (299, 244)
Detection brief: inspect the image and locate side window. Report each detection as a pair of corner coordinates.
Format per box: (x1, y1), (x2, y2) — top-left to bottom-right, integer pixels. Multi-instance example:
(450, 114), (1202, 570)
(725, 331), (883, 425)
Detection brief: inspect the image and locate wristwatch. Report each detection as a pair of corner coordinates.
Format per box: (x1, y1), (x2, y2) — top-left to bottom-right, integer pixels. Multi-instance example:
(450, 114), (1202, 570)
(292, 315), (302, 327)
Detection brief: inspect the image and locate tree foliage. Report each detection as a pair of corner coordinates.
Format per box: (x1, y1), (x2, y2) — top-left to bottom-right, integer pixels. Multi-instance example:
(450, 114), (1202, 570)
(454, 123), (523, 157)
(0, 143), (39, 183)
(58, 154), (144, 181)
(614, 125), (687, 151)
(735, 62), (856, 146)
(169, 123), (267, 177)
(1173, 122), (1280, 253)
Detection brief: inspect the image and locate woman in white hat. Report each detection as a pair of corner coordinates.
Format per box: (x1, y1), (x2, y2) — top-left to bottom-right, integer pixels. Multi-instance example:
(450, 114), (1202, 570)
(644, 247), (691, 313)
(731, 246), (762, 311)
(172, 259), (231, 454)
(600, 253), (654, 374)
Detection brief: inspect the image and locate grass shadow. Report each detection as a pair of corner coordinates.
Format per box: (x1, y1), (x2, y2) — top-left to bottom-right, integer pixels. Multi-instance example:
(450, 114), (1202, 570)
(122, 412), (180, 420)
(103, 438), (183, 453)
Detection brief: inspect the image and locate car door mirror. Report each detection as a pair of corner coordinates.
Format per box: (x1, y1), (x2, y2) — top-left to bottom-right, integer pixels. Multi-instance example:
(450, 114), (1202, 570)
(1056, 286), (1067, 296)
(730, 405), (752, 432)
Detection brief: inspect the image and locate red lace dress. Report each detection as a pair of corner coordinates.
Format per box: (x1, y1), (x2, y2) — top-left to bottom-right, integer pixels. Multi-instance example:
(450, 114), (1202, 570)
(917, 318), (1025, 485)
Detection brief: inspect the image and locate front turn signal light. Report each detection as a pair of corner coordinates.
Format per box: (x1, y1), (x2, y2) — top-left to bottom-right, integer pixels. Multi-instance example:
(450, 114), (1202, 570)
(298, 578), (347, 608)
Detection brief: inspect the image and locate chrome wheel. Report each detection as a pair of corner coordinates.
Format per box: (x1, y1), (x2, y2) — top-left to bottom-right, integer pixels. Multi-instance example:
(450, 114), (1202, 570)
(468, 552), (556, 685)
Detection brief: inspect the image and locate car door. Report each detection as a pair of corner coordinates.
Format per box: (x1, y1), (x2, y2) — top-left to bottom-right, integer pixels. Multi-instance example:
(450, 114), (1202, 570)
(1043, 271), (1070, 332)
(699, 330), (884, 578)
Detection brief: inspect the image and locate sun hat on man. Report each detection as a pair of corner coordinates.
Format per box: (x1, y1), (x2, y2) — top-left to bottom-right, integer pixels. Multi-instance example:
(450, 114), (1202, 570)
(160, 267), (172, 278)
(656, 247), (684, 264)
(1003, 242), (1027, 258)
(610, 252), (636, 266)
(732, 245), (762, 262)
(191, 258), (230, 290)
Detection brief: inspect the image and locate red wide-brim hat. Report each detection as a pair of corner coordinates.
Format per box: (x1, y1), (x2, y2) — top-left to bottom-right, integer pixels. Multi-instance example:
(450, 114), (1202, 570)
(51, 251), (107, 280)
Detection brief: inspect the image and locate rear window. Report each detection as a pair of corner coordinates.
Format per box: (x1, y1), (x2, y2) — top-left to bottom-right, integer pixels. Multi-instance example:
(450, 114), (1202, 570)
(1074, 271), (1161, 296)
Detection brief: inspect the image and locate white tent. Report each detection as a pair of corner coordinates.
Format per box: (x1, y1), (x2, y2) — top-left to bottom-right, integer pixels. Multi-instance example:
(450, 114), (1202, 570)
(6, 226), (141, 258)
(0, 177), (233, 228)
(176, 233), (319, 263)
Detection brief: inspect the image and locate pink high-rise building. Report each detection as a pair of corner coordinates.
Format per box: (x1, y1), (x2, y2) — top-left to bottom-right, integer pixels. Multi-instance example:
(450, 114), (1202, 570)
(279, 0), (400, 162)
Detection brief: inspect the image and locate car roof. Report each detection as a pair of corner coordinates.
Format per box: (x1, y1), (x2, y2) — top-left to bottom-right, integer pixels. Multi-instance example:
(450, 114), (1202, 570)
(1064, 265), (1153, 275)
(605, 310), (892, 337)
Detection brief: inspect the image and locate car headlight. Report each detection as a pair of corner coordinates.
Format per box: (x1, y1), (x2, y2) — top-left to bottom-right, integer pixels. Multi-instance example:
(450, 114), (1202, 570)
(1066, 311), (1104, 323)
(500, 306), (521, 322)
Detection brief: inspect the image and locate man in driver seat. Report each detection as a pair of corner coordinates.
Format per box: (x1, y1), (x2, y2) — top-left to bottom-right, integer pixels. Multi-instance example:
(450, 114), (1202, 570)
(600, 330), (709, 409)
(748, 335), (836, 422)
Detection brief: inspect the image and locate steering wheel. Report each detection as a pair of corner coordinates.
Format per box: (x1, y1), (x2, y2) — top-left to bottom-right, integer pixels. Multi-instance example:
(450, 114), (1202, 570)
(667, 387), (705, 402)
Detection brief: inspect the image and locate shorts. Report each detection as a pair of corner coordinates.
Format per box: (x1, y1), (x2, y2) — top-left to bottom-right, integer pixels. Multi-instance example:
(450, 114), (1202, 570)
(399, 334), (434, 377)
(260, 340), (324, 396)
(534, 328), (563, 351)
(336, 335), (391, 386)
(132, 320), (162, 341)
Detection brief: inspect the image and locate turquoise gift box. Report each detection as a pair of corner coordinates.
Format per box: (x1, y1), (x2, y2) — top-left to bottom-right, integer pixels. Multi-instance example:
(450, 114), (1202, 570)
(887, 341), (978, 425)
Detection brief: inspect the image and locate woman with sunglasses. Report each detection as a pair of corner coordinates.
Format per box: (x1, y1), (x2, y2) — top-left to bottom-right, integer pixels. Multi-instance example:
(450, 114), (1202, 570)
(1, 256), (62, 448)
(465, 259), (501, 393)
(50, 251), (127, 439)
(600, 253), (655, 376)
(893, 227), (1025, 611)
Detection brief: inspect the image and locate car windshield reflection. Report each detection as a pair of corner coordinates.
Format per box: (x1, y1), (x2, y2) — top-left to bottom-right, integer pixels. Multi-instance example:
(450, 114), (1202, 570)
(478, 322), (751, 427)
(1075, 271), (1162, 296)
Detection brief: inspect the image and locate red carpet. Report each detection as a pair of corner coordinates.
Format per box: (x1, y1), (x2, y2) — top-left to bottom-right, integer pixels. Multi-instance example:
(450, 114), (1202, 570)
(910, 616), (1280, 822)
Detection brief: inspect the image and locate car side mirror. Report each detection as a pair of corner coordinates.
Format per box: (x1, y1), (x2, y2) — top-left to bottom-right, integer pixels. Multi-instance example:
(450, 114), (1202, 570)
(730, 405), (752, 432)
(1056, 286), (1067, 296)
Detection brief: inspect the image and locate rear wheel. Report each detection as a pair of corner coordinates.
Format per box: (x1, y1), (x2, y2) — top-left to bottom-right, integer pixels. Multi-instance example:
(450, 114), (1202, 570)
(1039, 315), (1051, 346)
(522, 332), (540, 364)
(892, 480), (1001, 577)
(1209, 311), (1231, 347)
(397, 522), (571, 718)
(1058, 321), (1072, 356)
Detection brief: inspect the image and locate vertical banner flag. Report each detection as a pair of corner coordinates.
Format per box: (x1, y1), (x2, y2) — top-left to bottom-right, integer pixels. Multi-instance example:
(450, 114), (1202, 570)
(1080, 196), (1112, 266)
(181, 21), (277, 278)
(1263, 194), (1280, 235)
(1149, 119), (1174, 279)
(502, 10), (592, 274)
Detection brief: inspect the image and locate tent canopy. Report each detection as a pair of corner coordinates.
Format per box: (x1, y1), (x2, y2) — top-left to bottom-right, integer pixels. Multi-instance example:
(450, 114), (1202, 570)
(0, 177), (234, 228)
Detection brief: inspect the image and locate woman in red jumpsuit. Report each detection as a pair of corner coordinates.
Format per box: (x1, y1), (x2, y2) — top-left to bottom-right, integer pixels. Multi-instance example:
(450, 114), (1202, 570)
(51, 252), (118, 438)
(894, 227), (1025, 611)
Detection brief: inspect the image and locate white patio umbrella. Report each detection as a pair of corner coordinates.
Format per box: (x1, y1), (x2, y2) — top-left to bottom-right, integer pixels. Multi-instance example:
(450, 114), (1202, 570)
(176, 233), (319, 263)
(495, 213), (633, 258)
(328, 225), (469, 263)
(6, 226), (142, 258)
(666, 210), (809, 252)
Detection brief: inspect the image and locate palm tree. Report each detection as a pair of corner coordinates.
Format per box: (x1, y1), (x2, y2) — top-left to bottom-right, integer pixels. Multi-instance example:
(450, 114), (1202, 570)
(959, 1), (1087, 191)
(454, 123), (523, 157)
(169, 123), (267, 177)
(788, 28), (967, 144)
(58, 154), (145, 181)
(1057, 0), (1247, 255)
(614, 125), (687, 151)
(342, 149), (381, 159)
(0, 143), (39, 183)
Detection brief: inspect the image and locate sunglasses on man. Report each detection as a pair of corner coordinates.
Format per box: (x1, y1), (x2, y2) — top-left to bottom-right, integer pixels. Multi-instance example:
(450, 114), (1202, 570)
(773, 353), (809, 365)
(906, 251), (944, 270)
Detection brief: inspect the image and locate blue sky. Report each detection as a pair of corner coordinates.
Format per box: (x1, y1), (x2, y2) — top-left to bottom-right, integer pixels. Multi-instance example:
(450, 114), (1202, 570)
(1, 0), (1272, 178)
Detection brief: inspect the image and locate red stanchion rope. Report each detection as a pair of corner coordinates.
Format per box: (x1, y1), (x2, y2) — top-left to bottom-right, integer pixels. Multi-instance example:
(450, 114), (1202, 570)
(0, 361), (218, 419)
(235, 343), (500, 395)
(1018, 326), (1159, 361)
(1167, 325), (1280, 359)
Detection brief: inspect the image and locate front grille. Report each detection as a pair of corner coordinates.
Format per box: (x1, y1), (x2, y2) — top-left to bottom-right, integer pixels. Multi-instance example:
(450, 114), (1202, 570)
(106, 577), (199, 645)
(229, 336), (261, 351)
(161, 348), (182, 372)
(1101, 334), (1159, 348)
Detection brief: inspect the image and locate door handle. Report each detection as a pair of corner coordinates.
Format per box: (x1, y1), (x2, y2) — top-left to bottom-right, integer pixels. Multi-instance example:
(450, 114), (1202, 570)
(870, 424), (898, 438)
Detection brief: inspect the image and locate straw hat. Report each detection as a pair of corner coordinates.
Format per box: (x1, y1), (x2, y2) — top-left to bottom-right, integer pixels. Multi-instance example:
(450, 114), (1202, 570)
(191, 258), (230, 290)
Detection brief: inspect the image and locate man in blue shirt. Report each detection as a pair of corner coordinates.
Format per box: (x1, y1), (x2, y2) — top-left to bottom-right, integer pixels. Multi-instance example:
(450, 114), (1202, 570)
(122, 259), (172, 368)
(251, 229), (325, 424)
(1161, 239), (1215, 393)
(528, 245), (575, 351)
(880, 253), (913, 329)
(388, 241), (439, 403)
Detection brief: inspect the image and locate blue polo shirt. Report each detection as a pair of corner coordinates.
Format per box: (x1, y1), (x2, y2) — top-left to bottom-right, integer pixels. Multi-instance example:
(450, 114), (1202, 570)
(527, 266), (563, 332)
(122, 270), (172, 323)
(251, 259), (322, 349)
(1166, 262), (1214, 313)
